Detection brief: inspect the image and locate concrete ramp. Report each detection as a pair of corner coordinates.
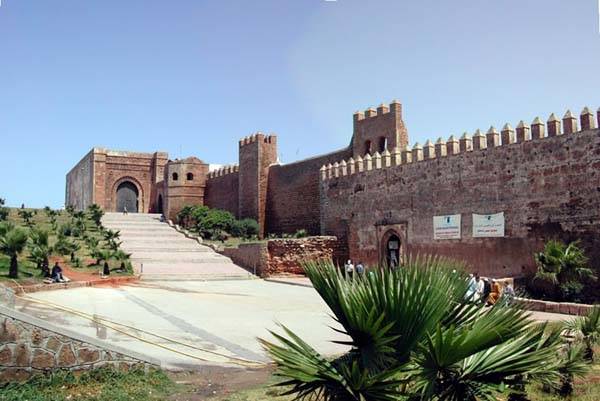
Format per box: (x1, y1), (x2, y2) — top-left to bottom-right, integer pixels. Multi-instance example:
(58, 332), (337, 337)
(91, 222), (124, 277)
(102, 213), (253, 281)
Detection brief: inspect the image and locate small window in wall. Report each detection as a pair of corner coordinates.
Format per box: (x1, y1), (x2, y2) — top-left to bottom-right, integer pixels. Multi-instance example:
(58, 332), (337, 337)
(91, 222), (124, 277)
(172, 172), (179, 181)
(378, 137), (387, 153)
(364, 140), (372, 155)
(186, 173), (194, 181)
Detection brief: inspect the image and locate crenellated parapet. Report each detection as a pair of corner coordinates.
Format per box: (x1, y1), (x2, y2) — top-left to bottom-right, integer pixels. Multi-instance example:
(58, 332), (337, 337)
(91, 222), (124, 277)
(321, 106), (599, 181)
(238, 132), (277, 148)
(207, 164), (239, 180)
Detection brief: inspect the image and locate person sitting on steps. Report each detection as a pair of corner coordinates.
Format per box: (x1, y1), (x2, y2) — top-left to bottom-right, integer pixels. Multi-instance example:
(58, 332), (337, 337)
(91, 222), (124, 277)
(51, 262), (67, 283)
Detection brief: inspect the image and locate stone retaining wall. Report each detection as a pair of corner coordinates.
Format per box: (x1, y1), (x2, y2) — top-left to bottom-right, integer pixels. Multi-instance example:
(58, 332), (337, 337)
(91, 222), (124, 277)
(517, 298), (596, 316)
(221, 236), (341, 277)
(0, 305), (159, 383)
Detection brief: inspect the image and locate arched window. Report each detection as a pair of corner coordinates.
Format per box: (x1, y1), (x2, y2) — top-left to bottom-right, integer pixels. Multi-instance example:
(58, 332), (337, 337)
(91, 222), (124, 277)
(364, 140), (372, 155)
(172, 172), (178, 181)
(378, 137), (387, 153)
(186, 172), (194, 181)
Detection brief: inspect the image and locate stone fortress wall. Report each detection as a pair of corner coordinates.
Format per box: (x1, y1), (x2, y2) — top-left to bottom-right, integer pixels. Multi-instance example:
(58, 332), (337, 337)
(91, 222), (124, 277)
(320, 106), (600, 276)
(65, 101), (600, 277)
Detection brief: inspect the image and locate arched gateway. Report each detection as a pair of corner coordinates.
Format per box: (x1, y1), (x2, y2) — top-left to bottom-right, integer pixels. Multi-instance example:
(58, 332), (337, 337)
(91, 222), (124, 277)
(116, 181), (139, 213)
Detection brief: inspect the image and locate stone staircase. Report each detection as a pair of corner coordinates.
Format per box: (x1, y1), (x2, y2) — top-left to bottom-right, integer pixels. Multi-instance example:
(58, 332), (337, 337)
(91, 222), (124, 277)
(102, 213), (253, 281)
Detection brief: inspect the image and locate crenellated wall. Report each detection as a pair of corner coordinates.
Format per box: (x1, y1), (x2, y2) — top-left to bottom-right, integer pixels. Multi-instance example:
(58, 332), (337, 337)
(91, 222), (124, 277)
(205, 165), (240, 217)
(321, 107), (600, 277)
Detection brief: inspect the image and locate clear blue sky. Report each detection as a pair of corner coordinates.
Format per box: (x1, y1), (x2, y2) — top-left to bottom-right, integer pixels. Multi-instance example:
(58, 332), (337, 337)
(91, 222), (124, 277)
(1, 0), (599, 208)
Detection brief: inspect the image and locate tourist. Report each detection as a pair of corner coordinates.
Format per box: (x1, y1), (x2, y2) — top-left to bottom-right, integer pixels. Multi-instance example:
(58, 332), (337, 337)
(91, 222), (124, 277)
(502, 281), (516, 304)
(123, 205), (128, 215)
(51, 262), (65, 283)
(475, 274), (484, 302)
(355, 261), (365, 275)
(345, 260), (354, 277)
(466, 274), (477, 301)
(482, 278), (492, 304)
(487, 279), (502, 305)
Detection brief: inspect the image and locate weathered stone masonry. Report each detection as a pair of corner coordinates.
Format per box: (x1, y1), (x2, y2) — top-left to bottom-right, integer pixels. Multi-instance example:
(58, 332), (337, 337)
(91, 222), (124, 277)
(320, 107), (600, 277)
(66, 102), (600, 277)
(0, 305), (158, 383)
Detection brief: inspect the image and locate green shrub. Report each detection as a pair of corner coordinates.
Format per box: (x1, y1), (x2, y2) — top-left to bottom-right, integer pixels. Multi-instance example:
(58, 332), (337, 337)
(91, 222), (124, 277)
(530, 240), (596, 302)
(230, 218), (259, 239)
(197, 209), (235, 239)
(294, 229), (308, 238)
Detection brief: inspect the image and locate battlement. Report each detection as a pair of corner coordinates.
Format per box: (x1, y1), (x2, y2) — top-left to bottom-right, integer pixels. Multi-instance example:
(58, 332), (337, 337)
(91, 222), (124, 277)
(238, 132), (277, 148)
(322, 106), (599, 181)
(353, 100), (402, 122)
(207, 164), (239, 179)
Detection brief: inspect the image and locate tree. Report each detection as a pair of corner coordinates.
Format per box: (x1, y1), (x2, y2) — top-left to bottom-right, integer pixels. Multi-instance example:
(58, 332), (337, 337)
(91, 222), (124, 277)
(260, 257), (568, 401)
(113, 249), (131, 271)
(0, 198), (8, 221)
(0, 223), (29, 278)
(17, 209), (35, 227)
(533, 240), (596, 301)
(87, 204), (104, 228)
(566, 305), (600, 362)
(28, 229), (52, 275)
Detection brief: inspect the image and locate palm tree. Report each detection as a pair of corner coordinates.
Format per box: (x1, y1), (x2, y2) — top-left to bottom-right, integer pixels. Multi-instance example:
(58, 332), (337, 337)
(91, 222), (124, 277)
(87, 204), (104, 228)
(28, 229), (52, 275)
(17, 209), (35, 227)
(566, 306), (600, 362)
(260, 257), (567, 401)
(0, 198), (8, 221)
(0, 223), (29, 278)
(534, 240), (596, 301)
(113, 249), (131, 271)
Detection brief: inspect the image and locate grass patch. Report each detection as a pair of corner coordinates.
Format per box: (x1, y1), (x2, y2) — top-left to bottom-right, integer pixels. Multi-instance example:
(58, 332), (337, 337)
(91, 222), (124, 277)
(0, 207), (133, 283)
(0, 367), (174, 401)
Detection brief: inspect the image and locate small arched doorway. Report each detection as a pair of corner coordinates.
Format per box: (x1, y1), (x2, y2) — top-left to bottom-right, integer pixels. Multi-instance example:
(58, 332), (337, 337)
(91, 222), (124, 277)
(157, 194), (164, 214)
(385, 234), (401, 268)
(116, 181), (139, 213)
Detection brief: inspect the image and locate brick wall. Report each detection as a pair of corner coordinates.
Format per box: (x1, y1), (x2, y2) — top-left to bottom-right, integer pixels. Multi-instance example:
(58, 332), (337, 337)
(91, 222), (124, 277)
(0, 306), (157, 383)
(205, 169), (240, 217)
(266, 149), (352, 235)
(321, 124), (600, 278)
(221, 236), (341, 277)
(163, 157), (209, 221)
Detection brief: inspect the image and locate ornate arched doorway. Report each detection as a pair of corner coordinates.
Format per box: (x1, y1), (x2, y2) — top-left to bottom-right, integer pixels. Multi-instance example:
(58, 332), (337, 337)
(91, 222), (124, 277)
(116, 181), (139, 213)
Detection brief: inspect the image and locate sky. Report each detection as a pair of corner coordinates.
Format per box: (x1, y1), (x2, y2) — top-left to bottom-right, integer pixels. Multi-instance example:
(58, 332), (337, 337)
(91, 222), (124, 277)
(0, 0), (599, 208)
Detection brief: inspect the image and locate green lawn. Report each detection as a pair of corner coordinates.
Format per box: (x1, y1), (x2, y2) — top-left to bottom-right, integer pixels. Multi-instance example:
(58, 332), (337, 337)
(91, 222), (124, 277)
(0, 367), (174, 401)
(0, 207), (133, 284)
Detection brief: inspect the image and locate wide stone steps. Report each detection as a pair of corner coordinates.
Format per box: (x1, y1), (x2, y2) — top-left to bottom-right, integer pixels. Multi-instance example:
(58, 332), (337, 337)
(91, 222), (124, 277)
(102, 213), (252, 281)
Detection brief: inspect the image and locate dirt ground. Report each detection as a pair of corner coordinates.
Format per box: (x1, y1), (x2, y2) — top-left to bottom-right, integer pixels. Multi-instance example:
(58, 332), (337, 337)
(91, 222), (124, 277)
(167, 365), (276, 401)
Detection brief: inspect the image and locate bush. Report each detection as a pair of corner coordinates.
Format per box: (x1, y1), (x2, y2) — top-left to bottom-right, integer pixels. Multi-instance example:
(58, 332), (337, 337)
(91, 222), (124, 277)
(294, 229), (308, 238)
(529, 240), (596, 302)
(230, 218), (259, 239)
(197, 209), (235, 239)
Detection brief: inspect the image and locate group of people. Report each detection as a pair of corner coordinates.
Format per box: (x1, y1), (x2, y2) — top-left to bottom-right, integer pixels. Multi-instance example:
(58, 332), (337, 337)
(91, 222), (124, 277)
(42, 262), (69, 284)
(466, 273), (515, 305)
(344, 260), (365, 276)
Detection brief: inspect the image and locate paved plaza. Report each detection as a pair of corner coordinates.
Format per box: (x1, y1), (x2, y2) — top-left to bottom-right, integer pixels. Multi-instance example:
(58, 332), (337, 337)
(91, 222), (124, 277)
(13, 279), (349, 369)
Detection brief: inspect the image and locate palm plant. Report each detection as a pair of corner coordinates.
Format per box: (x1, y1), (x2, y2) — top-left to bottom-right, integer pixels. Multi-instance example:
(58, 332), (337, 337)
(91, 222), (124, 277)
(566, 305), (600, 361)
(87, 204), (104, 228)
(533, 240), (596, 301)
(0, 198), (8, 221)
(260, 257), (567, 401)
(113, 249), (131, 271)
(17, 209), (35, 227)
(0, 223), (29, 278)
(28, 229), (52, 271)
(103, 229), (120, 242)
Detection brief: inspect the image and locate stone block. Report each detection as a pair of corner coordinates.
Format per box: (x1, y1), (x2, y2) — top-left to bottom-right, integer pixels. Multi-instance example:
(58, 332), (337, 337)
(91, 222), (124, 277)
(558, 302), (570, 315)
(0, 319), (20, 342)
(0, 368), (30, 383)
(45, 336), (62, 352)
(14, 343), (31, 366)
(57, 344), (77, 367)
(31, 328), (44, 346)
(77, 348), (100, 364)
(544, 301), (560, 314)
(31, 349), (55, 369)
(0, 345), (12, 365)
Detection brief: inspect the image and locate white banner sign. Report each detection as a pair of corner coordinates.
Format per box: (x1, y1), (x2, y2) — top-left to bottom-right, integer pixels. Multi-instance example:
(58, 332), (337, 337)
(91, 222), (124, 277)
(473, 212), (505, 237)
(433, 214), (461, 240)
